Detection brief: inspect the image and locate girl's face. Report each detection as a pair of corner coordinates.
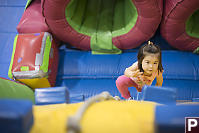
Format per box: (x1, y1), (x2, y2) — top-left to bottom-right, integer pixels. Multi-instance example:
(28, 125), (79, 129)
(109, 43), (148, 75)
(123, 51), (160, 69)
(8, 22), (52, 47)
(142, 54), (159, 76)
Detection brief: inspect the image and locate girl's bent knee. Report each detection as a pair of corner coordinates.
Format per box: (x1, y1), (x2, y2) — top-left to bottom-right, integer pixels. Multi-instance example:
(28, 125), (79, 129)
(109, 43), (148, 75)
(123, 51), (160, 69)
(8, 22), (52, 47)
(116, 75), (127, 82)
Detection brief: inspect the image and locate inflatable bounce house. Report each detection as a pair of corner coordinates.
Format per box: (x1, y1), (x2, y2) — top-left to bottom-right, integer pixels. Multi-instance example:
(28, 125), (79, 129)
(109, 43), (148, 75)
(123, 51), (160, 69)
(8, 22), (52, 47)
(0, 0), (199, 133)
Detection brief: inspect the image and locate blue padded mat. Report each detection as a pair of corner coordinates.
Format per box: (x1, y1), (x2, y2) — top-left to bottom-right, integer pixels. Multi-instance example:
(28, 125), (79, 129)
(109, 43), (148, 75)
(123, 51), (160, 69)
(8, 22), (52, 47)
(155, 105), (199, 133)
(35, 87), (70, 105)
(0, 99), (33, 133)
(141, 85), (177, 104)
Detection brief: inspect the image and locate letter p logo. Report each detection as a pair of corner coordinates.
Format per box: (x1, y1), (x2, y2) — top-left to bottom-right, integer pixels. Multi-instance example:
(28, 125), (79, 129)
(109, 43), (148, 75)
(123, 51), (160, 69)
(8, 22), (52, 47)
(186, 117), (199, 133)
(188, 119), (198, 131)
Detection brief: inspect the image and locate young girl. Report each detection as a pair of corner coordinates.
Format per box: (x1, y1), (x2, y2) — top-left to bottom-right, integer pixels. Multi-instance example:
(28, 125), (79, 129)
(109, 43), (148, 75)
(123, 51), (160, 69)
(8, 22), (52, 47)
(116, 41), (164, 99)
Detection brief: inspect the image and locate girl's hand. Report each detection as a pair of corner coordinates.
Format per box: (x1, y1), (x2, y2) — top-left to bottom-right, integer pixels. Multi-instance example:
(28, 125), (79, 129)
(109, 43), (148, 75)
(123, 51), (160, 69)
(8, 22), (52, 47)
(131, 70), (143, 77)
(125, 69), (143, 77)
(127, 70), (145, 89)
(135, 74), (145, 87)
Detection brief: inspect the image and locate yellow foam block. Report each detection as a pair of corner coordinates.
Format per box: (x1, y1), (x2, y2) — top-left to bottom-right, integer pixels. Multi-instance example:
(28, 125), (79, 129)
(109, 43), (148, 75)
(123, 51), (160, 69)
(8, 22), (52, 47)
(30, 101), (156, 133)
(18, 78), (50, 89)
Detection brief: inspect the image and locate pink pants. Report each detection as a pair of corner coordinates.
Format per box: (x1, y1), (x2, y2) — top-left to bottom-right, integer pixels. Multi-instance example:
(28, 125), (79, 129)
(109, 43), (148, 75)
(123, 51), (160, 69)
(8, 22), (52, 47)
(116, 75), (141, 99)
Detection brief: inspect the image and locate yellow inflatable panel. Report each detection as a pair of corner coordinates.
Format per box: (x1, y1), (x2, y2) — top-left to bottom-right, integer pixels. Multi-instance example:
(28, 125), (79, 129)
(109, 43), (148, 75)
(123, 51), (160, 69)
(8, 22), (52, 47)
(30, 101), (156, 133)
(18, 78), (50, 89)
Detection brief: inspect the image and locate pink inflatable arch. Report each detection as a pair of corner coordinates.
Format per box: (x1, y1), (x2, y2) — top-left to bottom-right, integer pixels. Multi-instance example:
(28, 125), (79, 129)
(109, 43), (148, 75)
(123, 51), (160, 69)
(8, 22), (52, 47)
(160, 0), (199, 51)
(17, 0), (49, 33)
(42, 0), (163, 51)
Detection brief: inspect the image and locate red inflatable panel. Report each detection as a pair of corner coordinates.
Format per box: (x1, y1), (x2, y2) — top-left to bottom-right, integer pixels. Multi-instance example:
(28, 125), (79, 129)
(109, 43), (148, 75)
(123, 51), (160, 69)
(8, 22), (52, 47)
(160, 0), (199, 51)
(17, 0), (49, 33)
(9, 32), (59, 88)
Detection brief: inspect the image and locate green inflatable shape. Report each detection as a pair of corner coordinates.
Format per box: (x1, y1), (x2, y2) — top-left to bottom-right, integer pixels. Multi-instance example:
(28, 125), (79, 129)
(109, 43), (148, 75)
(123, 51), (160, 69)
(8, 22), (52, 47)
(65, 0), (138, 54)
(186, 10), (199, 38)
(25, 0), (33, 9)
(0, 78), (35, 103)
(193, 47), (199, 54)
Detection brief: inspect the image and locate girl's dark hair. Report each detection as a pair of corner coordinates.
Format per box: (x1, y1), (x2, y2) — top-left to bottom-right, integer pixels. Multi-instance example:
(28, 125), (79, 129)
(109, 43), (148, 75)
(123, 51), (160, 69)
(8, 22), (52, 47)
(137, 41), (163, 73)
